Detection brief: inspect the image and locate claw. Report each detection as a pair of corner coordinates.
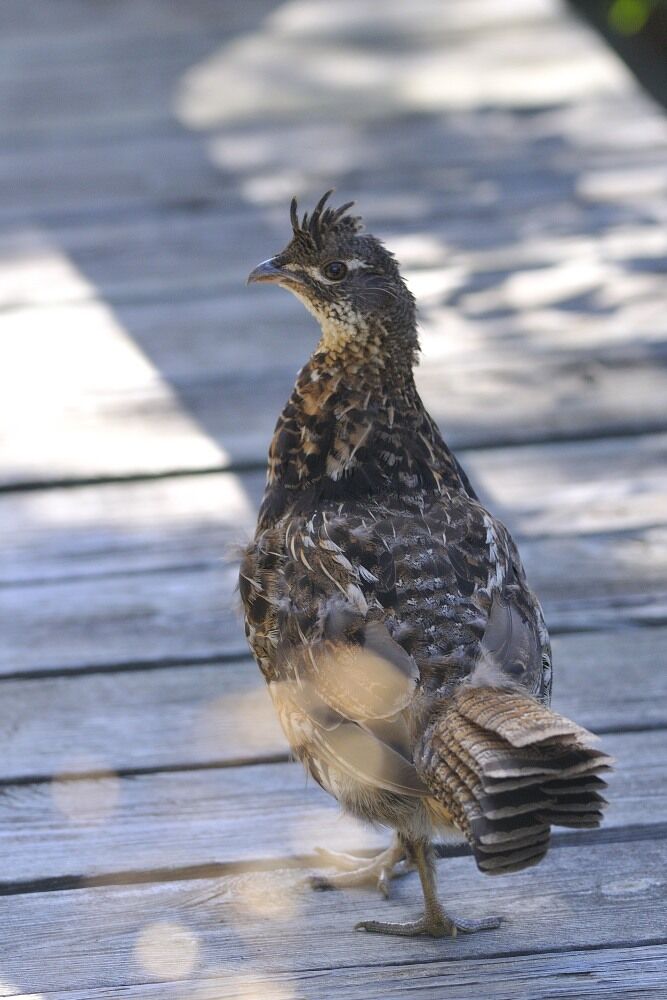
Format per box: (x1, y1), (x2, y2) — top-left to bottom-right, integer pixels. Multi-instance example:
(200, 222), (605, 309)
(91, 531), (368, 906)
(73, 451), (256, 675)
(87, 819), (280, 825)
(306, 873), (336, 892)
(353, 840), (502, 938)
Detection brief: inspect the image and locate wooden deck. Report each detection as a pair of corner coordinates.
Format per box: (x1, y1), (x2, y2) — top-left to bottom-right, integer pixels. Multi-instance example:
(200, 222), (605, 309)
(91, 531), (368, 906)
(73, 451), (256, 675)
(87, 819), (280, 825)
(1, 1), (666, 996)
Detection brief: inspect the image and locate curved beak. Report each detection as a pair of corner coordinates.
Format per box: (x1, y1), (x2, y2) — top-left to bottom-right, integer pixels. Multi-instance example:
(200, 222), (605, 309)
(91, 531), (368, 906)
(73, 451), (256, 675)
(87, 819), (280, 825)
(246, 257), (304, 287)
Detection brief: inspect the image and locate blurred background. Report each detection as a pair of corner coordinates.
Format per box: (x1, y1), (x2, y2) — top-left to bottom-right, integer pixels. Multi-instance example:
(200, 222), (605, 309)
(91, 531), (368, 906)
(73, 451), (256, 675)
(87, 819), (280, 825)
(0, 1), (666, 996)
(2, 0), (667, 492)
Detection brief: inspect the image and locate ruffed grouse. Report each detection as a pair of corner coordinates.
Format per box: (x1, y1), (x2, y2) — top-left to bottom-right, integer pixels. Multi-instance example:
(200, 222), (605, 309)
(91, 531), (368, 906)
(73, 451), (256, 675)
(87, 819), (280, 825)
(241, 192), (611, 937)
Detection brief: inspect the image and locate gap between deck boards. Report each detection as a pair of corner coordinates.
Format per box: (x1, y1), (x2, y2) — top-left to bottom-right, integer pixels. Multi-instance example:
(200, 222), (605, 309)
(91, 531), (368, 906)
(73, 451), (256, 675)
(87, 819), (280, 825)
(4, 415), (667, 494)
(2, 822), (665, 900)
(1, 836), (665, 994)
(1, 712), (666, 789)
(12, 941), (666, 1000)
(0, 603), (665, 684)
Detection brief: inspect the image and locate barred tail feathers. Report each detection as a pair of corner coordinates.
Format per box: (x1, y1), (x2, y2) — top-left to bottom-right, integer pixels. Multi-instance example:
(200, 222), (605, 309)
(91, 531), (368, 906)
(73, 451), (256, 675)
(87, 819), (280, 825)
(418, 686), (613, 875)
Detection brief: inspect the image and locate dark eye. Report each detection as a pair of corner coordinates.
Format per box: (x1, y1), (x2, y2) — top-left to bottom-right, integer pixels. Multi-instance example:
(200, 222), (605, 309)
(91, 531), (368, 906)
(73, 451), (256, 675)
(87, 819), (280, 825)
(322, 261), (348, 281)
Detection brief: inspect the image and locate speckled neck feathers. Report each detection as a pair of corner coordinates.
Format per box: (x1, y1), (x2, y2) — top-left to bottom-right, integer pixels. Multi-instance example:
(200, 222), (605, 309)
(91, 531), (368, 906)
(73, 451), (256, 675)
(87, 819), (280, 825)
(258, 317), (472, 528)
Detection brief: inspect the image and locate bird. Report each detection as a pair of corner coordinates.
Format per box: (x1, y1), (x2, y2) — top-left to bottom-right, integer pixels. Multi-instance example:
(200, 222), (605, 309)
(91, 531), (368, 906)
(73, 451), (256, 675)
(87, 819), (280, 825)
(240, 191), (612, 938)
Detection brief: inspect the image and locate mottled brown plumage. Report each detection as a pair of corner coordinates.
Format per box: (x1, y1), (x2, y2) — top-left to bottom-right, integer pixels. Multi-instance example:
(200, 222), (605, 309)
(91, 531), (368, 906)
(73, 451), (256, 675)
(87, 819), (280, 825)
(241, 193), (612, 937)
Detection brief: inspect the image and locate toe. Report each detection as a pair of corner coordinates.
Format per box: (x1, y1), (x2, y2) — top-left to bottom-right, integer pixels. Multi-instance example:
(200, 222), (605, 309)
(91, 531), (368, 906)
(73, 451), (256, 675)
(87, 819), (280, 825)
(355, 919), (384, 934)
(314, 847), (365, 870)
(454, 914), (502, 934)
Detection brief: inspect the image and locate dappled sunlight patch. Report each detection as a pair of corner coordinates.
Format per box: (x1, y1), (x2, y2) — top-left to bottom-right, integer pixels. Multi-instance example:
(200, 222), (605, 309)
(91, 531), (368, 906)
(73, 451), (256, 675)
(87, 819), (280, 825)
(51, 755), (119, 825)
(286, 801), (382, 859)
(134, 920), (199, 980)
(404, 265), (466, 306)
(229, 870), (304, 924)
(0, 979), (43, 999)
(0, 234), (231, 483)
(418, 306), (484, 363)
(194, 687), (284, 758)
(174, 0), (628, 129)
(188, 966), (296, 1000)
(577, 165), (667, 205)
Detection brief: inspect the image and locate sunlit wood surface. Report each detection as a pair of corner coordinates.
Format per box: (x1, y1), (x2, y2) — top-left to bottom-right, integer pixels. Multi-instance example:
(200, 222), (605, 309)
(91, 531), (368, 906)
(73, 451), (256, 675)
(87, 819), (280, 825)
(1, 1), (666, 996)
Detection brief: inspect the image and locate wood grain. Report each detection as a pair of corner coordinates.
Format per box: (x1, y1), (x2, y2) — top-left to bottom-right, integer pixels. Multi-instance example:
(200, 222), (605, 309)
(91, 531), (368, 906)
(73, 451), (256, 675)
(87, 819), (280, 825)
(0, 627), (664, 782)
(1, 0), (666, 994)
(2, 325), (666, 486)
(2, 527), (666, 675)
(0, 839), (664, 994)
(0, 729), (659, 885)
(3, 434), (667, 583)
(2, 946), (665, 1000)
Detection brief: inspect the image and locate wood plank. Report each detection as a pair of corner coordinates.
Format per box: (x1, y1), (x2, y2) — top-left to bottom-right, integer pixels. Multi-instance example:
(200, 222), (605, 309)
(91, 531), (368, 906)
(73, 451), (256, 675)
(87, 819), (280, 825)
(0, 0), (264, 49)
(2, 200), (665, 309)
(0, 839), (664, 994)
(0, 659), (285, 780)
(552, 627), (667, 732)
(0, 627), (665, 782)
(0, 729), (659, 885)
(1, 98), (665, 221)
(0, 0), (612, 65)
(3, 434), (667, 584)
(0, 2), (279, 142)
(0, 136), (249, 227)
(1, 125), (664, 486)
(2, 945), (665, 1000)
(0, 562), (246, 674)
(465, 433), (667, 539)
(1, 1), (663, 993)
(2, 341), (666, 486)
(2, 526), (666, 675)
(0, 0), (634, 141)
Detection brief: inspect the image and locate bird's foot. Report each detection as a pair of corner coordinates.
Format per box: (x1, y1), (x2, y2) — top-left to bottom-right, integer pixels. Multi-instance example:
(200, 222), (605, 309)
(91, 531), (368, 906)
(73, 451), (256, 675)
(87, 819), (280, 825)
(307, 840), (413, 899)
(355, 908), (501, 938)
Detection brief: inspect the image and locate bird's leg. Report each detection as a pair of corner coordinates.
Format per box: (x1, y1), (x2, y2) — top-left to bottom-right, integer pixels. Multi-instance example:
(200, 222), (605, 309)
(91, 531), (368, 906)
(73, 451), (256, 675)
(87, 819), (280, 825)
(356, 840), (502, 937)
(307, 834), (414, 898)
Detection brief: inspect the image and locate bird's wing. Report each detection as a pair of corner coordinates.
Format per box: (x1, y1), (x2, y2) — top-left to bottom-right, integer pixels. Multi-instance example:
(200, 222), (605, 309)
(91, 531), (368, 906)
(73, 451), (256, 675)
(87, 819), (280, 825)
(473, 521), (551, 701)
(278, 675), (430, 798)
(293, 617), (418, 722)
(275, 616), (429, 798)
(243, 510), (429, 797)
(475, 588), (543, 686)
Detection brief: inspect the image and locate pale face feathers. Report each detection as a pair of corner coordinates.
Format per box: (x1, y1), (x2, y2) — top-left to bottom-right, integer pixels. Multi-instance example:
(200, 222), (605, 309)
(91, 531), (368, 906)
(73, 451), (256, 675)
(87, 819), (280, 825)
(247, 193), (417, 355)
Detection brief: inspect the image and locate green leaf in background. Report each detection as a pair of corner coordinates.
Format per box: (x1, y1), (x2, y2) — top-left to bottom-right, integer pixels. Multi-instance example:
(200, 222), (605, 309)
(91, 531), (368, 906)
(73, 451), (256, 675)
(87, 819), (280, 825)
(608, 0), (652, 35)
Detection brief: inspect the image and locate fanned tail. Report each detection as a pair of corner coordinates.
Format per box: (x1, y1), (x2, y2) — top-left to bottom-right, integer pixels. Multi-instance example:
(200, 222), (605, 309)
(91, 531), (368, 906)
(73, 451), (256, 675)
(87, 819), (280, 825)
(417, 686), (613, 875)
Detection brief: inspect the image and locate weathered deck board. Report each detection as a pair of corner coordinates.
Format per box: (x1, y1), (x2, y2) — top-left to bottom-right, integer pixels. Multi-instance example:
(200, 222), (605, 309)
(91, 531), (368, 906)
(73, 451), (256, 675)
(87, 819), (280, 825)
(0, 0), (255, 47)
(1, 4), (665, 487)
(1, 0), (666, 994)
(2, 433), (666, 583)
(0, 1), (636, 144)
(3, 206), (666, 310)
(2, 526), (666, 675)
(0, 839), (664, 995)
(2, 104), (666, 225)
(3, 335), (666, 485)
(3, 946), (664, 1000)
(0, 627), (665, 782)
(0, 728), (658, 886)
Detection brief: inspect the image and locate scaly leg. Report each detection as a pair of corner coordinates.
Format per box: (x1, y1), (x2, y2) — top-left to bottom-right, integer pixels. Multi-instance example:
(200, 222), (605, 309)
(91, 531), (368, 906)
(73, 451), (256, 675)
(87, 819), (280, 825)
(307, 835), (414, 898)
(356, 839), (502, 937)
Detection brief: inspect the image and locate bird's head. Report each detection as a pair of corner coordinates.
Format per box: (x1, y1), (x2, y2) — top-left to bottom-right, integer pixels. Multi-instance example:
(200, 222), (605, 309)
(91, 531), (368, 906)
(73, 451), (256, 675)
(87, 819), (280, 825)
(247, 191), (417, 360)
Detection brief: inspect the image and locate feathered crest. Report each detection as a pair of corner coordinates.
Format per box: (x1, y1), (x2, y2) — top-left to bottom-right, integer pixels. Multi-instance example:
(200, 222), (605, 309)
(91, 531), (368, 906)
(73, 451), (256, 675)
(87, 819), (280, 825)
(290, 190), (362, 250)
